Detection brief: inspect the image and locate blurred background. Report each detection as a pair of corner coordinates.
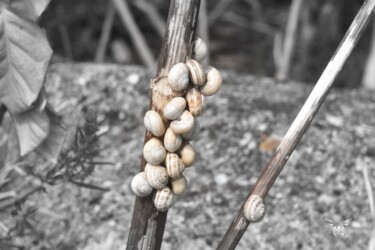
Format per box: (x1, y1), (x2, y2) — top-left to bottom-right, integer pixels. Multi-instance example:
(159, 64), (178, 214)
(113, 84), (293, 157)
(40, 0), (375, 88)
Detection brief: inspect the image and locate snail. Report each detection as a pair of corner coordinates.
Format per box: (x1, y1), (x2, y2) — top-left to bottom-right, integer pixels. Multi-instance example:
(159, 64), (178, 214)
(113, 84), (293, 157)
(170, 110), (194, 134)
(186, 88), (205, 117)
(165, 152), (185, 178)
(144, 163), (169, 190)
(153, 186), (175, 212)
(244, 194), (266, 223)
(163, 97), (186, 120)
(193, 37), (208, 62)
(131, 172), (153, 197)
(143, 138), (166, 165)
(168, 63), (190, 91)
(164, 128), (182, 152)
(178, 142), (196, 167)
(144, 110), (165, 137)
(186, 59), (206, 86)
(181, 118), (200, 141)
(171, 175), (188, 196)
(201, 66), (222, 96)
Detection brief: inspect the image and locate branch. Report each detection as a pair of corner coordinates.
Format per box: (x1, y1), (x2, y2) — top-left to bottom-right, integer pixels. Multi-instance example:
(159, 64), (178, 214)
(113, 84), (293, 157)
(217, 1), (375, 249)
(95, 1), (115, 62)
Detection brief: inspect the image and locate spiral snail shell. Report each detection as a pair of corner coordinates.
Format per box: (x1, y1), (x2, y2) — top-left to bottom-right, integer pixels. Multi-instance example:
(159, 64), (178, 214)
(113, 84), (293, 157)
(186, 59), (206, 86)
(244, 194), (266, 223)
(144, 164), (169, 190)
(131, 172), (153, 197)
(168, 63), (190, 91)
(165, 152), (185, 178)
(171, 175), (188, 196)
(181, 118), (200, 141)
(144, 110), (165, 137)
(170, 110), (195, 134)
(163, 97), (186, 120)
(164, 128), (182, 153)
(143, 138), (166, 165)
(193, 37), (208, 62)
(186, 88), (205, 117)
(201, 66), (222, 96)
(178, 142), (196, 168)
(153, 186), (175, 212)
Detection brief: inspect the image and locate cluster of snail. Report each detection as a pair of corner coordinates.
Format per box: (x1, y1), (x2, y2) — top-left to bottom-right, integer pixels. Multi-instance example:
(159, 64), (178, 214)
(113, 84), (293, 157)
(130, 37), (222, 212)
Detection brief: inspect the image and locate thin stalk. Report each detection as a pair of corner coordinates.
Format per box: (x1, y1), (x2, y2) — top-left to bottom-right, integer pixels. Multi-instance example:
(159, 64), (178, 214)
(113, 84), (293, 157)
(95, 2), (115, 63)
(217, 1), (375, 249)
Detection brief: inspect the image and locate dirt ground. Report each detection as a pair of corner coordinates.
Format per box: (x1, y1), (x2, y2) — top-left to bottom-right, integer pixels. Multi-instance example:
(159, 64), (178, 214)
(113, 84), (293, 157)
(1, 63), (375, 249)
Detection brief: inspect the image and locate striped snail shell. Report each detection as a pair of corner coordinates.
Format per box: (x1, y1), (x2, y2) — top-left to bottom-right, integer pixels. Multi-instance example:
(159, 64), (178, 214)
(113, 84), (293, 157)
(165, 152), (185, 178)
(131, 172), (153, 197)
(168, 63), (190, 91)
(170, 110), (194, 134)
(144, 110), (165, 137)
(181, 118), (200, 141)
(200, 66), (222, 96)
(186, 88), (205, 117)
(164, 128), (182, 152)
(144, 164), (169, 190)
(143, 138), (166, 165)
(178, 142), (196, 168)
(163, 97), (186, 120)
(244, 194), (266, 223)
(171, 175), (188, 196)
(153, 186), (175, 212)
(186, 59), (206, 86)
(193, 37), (208, 62)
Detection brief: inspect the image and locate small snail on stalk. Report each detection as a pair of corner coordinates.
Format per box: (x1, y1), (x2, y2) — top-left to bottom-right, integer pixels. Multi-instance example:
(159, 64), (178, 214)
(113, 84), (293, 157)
(244, 195), (266, 223)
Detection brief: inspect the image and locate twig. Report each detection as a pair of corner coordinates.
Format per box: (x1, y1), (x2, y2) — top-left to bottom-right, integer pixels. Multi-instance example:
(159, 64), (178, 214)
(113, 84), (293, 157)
(361, 159), (375, 221)
(112, 0), (155, 69)
(208, 0), (234, 26)
(362, 19), (375, 89)
(198, 0), (209, 66)
(217, 1), (375, 249)
(69, 180), (110, 192)
(58, 24), (73, 61)
(95, 1), (115, 62)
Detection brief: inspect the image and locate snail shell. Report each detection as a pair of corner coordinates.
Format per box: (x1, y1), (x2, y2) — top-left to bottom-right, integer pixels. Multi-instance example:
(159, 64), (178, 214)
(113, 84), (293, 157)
(181, 118), (200, 141)
(164, 128), (182, 152)
(171, 175), (188, 196)
(144, 164), (169, 190)
(153, 186), (175, 212)
(186, 59), (206, 86)
(144, 110), (165, 137)
(163, 97), (186, 120)
(193, 37), (208, 62)
(186, 88), (205, 117)
(165, 153), (185, 178)
(178, 142), (196, 168)
(201, 66), (222, 96)
(168, 63), (190, 91)
(170, 110), (194, 134)
(244, 194), (265, 223)
(143, 138), (166, 165)
(131, 172), (153, 197)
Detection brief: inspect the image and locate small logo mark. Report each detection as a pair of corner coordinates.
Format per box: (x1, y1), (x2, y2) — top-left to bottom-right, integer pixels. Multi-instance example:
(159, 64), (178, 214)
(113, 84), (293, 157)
(325, 217), (352, 239)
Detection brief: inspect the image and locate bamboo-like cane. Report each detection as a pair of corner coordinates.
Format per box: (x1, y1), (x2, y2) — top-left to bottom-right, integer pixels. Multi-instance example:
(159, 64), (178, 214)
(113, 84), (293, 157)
(217, 1), (375, 249)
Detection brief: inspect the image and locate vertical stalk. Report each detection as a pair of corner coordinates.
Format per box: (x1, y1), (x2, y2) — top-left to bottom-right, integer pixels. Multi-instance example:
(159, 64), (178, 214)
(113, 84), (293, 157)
(126, 1), (200, 250)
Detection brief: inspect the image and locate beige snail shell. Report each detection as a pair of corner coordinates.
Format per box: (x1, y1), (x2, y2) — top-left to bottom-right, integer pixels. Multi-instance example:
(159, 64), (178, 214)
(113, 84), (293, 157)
(131, 172), (153, 197)
(144, 110), (165, 137)
(201, 66), (222, 96)
(193, 37), (208, 62)
(164, 128), (182, 152)
(165, 152), (185, 178)
(170, 110), (194, 134)
(171, 175), (188, 196)
(144, 164), (169, 190)
(153, 186), (175, 212)
(186, 59), (206, 86)
(178, 142), (196, 168)
(143, 138), (166, 165)
(181, 118), (200, 141)
(244, 194), (266, 223)
(186, 88), (205, 117)
(168, 63), (190, 91)
(163, 97), (186, 120)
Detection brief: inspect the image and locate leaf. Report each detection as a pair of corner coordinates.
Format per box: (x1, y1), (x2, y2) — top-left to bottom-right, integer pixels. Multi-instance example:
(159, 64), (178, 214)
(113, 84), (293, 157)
(0, 6), (52, 114)
(8, 0), (51, 21)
